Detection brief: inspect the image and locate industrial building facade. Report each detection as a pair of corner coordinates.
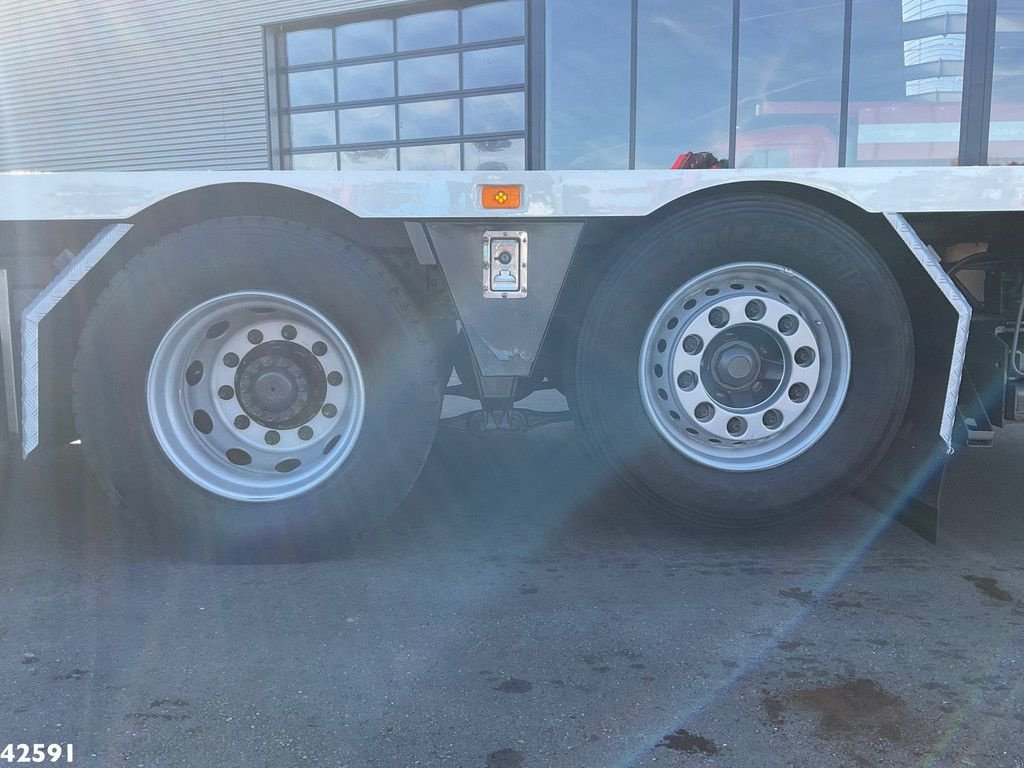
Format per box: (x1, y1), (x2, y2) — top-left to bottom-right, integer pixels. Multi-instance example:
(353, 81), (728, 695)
(0, 0), (1021, 173)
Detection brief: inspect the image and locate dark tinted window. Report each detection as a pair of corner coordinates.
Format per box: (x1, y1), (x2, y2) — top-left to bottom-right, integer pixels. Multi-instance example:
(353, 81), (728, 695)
(847, 0), (966, 166)
(545, 0), (631, 169)
(735, 0), (845, 168)
(989, 0), (1024, 165)
(634, 0), (733, 169)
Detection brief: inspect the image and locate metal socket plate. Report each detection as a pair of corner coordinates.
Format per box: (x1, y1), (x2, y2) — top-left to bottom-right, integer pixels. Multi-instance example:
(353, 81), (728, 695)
(483, 231), (528, 299)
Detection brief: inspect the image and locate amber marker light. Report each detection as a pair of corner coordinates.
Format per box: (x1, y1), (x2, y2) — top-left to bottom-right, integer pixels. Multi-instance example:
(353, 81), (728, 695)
(481, 185), (522, 209)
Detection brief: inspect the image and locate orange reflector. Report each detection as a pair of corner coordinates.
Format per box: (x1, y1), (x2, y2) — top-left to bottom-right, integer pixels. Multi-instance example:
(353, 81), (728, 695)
(481, 185), (522, 209)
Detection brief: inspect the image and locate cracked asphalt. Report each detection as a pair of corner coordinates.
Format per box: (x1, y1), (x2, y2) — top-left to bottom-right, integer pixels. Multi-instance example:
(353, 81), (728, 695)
(1, 402), (1023, 767)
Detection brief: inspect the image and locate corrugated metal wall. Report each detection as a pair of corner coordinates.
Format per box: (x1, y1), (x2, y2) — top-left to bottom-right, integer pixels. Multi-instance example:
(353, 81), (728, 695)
(0, 0), (415, 171)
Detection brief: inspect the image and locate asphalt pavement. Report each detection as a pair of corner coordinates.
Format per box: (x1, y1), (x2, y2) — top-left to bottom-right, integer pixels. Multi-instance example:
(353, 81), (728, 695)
(1, 399), (1022, 768)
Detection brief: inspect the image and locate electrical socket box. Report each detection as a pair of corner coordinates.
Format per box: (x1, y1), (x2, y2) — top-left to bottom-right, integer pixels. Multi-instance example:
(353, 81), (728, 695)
(483, 231), (527, 299)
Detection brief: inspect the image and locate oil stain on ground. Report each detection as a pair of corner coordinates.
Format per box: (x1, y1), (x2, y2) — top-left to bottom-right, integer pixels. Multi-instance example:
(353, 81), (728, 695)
(789, 678), (910, 743)
(656, 728), (719, 755)
(485, 748), (523, 767)
(761, 688), (785, 725)
(779, 587), (814, 605)
(963, 575), (1013, 602)
(495, 678), (532, 693)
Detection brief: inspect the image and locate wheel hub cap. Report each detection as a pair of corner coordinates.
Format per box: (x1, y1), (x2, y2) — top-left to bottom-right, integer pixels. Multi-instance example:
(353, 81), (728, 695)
(236, 342), (326, 428)
(639, 262), (851, 472)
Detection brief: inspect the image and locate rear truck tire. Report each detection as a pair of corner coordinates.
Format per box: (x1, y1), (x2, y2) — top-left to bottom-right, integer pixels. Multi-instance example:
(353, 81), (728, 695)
(73, 217), (442, 562)
(573, 196), (914, 527)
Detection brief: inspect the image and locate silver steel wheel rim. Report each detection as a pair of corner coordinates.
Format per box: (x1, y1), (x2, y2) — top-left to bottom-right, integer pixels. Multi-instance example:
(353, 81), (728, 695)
(639, 262), (850, 472)
(147, 291), (365, 502)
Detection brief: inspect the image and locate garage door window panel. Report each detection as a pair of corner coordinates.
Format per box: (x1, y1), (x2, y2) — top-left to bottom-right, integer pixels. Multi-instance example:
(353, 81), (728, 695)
(279, 3), (527, 170)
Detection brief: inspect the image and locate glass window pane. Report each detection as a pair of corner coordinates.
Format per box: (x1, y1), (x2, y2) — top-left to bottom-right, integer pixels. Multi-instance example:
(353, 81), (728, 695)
(399, 99), (460, 140)
(288, 69), (334, 107)
(337, 61), (395, 101)
(340, 147), (397, 170)
(400, 143), (462, 170)
(464, 137), (526, 170)
(286, 28), (333, 66)
(847, 0), (965, 166)
(398, 54), (459, 96)
(462, 0), (525, 43)
(338, 105), (395, 143)
(546, 0), (631, 169)
(397, 10), (458, 51)
(736, 0), (844, 169)
(462, 45), (525, 89)
(335, 19), (393, 59)
(989, 0), (1024, 165)
(290, 110), (337, 147)
(635, 0), (732, 169)
(463, 92), (524, 134)
(291, 152), (338, 170)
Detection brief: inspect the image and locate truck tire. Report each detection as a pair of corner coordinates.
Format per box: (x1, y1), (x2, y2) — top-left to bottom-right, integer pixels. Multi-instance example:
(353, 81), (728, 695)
(73, 217), (442, 561)
(573, 196), (913, 527)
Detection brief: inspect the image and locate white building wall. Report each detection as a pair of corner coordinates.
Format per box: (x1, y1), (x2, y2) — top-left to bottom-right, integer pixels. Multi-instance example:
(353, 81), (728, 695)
(0, 0), (419, 170)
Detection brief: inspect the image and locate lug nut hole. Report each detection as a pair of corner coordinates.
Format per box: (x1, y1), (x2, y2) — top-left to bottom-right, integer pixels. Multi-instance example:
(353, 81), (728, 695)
(708, 307), (729, 328)
(789, 383), (809, 403)
(327, 371), (343, 387)
(312, 341), (328, 357)
(727, 416), (746, 437)
(265, 430), (281, 445)
(677, 371), (697, 391)
(744, 299), (766, 321)
(762, 409), (783, 429)
(234, 415), (251, 430)
(247, 329), (264, 345)
(223, 352), (240, 368)
(694, 402), (715, 422)
(322, 404), (337, 418)
(218, 385), (234, 401)
(682, 335), (703, 355)
(795, 347), (816, 367)
(298, 426), (314, 441)
(778, 315), (799, 335)
(281, 324), (297, 341)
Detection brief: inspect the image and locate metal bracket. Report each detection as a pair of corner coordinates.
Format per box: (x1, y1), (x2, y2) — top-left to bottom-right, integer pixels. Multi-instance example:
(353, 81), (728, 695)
(21, 223), (133, 457)
(440, 408), (571, 436)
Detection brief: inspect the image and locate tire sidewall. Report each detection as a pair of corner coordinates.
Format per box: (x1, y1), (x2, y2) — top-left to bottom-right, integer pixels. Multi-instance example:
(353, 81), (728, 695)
(575, 197), (913, 524)
(75, 218), (441, 559)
